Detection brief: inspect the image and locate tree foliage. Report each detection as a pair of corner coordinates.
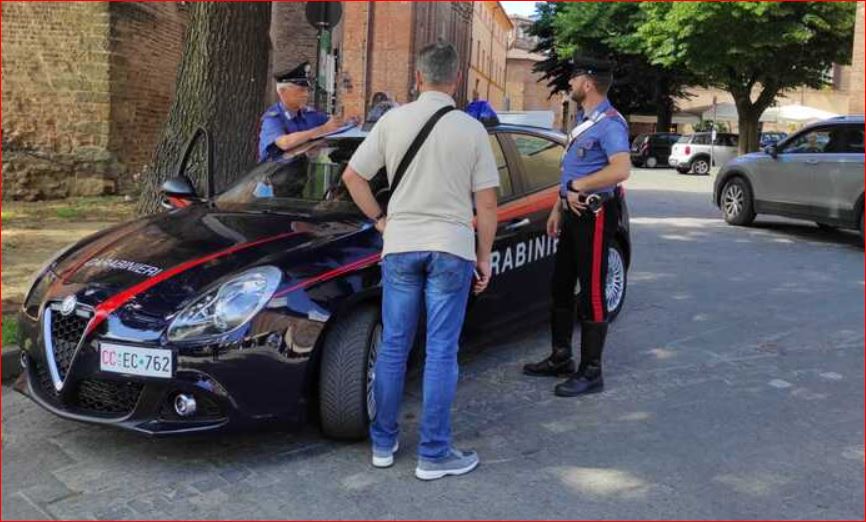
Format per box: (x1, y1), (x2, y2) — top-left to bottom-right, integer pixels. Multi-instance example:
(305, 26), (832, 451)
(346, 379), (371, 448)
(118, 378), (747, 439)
(633, 1), (856, 153)
(530, 2), (696, 130)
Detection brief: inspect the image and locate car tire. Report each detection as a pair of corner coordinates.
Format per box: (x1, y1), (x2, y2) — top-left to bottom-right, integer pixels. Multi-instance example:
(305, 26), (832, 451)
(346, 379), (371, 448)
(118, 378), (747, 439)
(692, 158), (710, 175)
(645, 156), (658, 169)
(676, 166), (690, 175)
(857, 209), (866, 244)
(606, 239), (627, 322)
(320, 304), (380, 440)
(721, 177), (756, 226)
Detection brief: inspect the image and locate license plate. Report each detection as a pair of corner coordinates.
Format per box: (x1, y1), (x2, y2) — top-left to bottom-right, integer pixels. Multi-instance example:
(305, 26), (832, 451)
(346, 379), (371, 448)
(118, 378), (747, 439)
(100, 343), (173, 378)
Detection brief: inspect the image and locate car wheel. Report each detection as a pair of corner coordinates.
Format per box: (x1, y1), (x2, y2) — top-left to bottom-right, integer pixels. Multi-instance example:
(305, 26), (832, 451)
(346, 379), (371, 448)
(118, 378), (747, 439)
(645, 156), (658, 169)
(676, 166), (690, 175)
(320, 304), (380, 440)
(692, 158), (710, 175)
(858, 209), (864, 243)
(606, 240), (627, 322)
(721, 177), (756, 226)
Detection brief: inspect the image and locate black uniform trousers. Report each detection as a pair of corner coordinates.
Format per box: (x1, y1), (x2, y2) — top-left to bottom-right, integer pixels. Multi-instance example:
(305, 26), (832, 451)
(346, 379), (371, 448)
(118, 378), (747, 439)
(550, 197), (619, 350)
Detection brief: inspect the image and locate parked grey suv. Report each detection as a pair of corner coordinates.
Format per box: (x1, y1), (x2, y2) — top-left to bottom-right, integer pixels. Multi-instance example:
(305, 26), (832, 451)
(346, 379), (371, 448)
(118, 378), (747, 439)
(713, 116), (865, 238)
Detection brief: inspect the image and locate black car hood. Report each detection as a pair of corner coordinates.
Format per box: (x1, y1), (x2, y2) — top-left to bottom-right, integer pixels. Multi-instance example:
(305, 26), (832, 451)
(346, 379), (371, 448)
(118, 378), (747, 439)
(50, 204), (369, 309)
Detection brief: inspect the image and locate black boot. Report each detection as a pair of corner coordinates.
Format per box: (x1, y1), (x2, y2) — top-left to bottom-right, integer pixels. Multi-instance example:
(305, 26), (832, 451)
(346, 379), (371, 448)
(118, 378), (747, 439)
(554, 321), (607, 397)
(523, 346), (575, 377)
(523, 308), (576, 377)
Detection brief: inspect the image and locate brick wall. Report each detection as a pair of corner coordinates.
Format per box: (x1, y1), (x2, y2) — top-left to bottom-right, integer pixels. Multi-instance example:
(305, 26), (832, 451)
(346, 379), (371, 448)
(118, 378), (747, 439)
(108, 3), (187, 193)
(339, 2), (371, 119)
(850, 2), (864, 115)
(2, 2), (117, 199)
(368, 2), (415, 105)
(506, 56), (565, 129)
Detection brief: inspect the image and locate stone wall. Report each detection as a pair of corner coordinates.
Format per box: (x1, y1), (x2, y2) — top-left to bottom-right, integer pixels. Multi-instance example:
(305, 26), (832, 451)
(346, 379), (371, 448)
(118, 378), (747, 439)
(2, 2), (118, 200)
(107, 3), (188, 194)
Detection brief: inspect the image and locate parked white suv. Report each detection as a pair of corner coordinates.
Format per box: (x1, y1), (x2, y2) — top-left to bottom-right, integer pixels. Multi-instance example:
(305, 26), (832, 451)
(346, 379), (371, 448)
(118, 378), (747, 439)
(669, 132), (739, 175)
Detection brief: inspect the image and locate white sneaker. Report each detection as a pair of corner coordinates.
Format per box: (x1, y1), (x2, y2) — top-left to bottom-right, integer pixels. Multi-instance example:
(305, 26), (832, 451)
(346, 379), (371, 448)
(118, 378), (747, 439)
(372, 440), (399, 468)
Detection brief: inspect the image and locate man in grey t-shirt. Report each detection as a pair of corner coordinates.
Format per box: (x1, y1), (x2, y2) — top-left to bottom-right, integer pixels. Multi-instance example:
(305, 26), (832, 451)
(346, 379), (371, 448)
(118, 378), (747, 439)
(342, 40), (499, 481)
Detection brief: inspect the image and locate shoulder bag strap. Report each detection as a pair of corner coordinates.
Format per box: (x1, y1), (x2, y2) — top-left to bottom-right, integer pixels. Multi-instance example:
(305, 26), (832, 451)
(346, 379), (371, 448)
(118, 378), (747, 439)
(389, 105), (455, 195)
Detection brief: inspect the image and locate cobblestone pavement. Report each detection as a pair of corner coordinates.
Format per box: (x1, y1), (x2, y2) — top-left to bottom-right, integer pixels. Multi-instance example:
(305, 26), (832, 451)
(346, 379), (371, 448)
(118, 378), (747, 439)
(3, 169), (863, 520)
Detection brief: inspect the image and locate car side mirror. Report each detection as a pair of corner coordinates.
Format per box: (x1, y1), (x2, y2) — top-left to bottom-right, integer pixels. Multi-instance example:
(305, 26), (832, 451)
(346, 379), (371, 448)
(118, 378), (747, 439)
(765, 145), (778, 158)
(161, 176), (198, 209)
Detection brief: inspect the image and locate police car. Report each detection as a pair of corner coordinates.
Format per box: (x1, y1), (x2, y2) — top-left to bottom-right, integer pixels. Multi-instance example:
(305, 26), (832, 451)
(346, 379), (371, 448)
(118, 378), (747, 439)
(15, 109), (631, 439)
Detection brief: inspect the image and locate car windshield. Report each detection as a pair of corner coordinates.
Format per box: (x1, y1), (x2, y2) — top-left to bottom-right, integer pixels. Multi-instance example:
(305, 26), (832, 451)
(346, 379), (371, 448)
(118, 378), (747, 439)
(215, 138), (385, 215)
(676, 135), (692, 144)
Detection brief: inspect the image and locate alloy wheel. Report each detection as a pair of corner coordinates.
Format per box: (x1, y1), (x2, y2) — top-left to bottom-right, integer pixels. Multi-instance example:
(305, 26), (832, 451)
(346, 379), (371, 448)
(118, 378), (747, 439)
(606, 247), (625, 314)
(723, 184), (744, 219)
(693, 159), (710, 175)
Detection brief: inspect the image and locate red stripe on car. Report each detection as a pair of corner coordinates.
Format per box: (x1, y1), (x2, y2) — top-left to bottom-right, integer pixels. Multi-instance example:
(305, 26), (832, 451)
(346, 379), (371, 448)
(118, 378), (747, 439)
(273, 252), (381, 298)
(85, 231), (301, 335)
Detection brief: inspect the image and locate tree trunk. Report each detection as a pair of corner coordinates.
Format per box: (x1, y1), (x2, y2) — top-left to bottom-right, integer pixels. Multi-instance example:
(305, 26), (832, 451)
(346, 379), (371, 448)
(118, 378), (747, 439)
(654, 75), (674, 132)
(731, 83), (778, 156)
(737, 113), (761, 156)
(137, 3), (272, 215)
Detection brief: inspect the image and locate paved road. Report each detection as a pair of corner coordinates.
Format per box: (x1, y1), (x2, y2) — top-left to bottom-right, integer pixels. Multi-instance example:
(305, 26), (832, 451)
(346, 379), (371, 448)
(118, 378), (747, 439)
(3, 169), (863, 520)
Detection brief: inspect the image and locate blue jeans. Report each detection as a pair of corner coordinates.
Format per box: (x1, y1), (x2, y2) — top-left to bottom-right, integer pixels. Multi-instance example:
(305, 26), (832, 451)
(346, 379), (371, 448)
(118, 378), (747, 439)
(370, 251), (474, 460)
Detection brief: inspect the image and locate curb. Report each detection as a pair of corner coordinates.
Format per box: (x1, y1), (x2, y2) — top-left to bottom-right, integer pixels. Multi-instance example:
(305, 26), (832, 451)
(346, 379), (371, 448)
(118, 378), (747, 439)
(2, 346), (23, 384)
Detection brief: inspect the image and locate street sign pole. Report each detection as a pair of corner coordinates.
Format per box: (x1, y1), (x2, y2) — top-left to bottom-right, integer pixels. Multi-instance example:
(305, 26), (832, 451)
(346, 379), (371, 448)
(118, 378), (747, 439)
(711, 96), (718, 171)
(305, 2), (342, 113)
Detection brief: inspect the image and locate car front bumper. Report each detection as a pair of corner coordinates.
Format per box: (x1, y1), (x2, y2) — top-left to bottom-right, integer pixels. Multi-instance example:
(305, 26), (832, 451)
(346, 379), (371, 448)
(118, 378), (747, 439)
(15, 308), (325, 436)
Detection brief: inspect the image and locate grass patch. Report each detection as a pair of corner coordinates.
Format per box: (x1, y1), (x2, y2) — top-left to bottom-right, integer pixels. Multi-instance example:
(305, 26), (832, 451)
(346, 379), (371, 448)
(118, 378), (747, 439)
(2, 196), (135, 226)
(2, 316), (19, 349)
(55, 206), (84, 220)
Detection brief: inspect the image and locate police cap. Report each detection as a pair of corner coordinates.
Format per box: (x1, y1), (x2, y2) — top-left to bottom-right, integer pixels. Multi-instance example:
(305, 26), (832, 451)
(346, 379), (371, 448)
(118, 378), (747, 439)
(571, 54), (613, 78)
(274, 61), (312, 87)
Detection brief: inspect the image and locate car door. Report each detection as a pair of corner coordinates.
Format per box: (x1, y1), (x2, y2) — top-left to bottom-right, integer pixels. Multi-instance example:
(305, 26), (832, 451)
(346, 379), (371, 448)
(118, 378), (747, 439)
(501, 131), (565, 310)
(715, 134), (739, 166)
(765, 126), (838, 218)
(464, 132), (528, 330)
(818, 124), (865, 222)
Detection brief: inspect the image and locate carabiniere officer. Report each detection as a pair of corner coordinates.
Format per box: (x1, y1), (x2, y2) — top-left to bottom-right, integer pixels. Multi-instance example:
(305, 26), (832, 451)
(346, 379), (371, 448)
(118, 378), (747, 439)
(258, 61), (347, 163)
(523, 55), (631, 397)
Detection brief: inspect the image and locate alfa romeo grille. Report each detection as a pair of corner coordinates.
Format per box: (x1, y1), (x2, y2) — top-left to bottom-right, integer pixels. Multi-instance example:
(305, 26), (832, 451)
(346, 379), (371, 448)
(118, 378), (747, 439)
(45, 304), (91, 382)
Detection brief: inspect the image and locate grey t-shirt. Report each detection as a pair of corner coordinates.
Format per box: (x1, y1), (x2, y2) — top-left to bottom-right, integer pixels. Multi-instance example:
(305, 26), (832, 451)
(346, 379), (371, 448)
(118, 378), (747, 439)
(348, 91), (499, 261)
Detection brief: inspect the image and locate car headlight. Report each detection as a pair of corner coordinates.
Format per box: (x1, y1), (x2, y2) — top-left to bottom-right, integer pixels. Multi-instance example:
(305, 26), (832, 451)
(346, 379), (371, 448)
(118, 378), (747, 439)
(167, 266), (282, 342)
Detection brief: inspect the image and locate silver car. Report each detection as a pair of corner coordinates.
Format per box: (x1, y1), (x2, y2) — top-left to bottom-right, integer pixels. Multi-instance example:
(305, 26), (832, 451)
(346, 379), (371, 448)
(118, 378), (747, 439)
(714, 116), (865, 238)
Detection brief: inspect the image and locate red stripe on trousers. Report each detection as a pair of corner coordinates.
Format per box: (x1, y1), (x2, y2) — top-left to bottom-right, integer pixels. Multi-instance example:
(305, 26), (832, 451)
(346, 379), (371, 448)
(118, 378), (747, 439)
(591, 207), (606, 322)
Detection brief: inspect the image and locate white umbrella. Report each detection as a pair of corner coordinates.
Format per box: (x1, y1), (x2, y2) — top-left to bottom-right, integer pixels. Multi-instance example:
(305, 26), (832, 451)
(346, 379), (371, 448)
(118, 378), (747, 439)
(760, 104), (840, 123)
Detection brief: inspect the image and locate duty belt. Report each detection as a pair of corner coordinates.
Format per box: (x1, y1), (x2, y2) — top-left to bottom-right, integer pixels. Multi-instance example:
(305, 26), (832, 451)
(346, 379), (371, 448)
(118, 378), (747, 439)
(560, 192), (613, 215)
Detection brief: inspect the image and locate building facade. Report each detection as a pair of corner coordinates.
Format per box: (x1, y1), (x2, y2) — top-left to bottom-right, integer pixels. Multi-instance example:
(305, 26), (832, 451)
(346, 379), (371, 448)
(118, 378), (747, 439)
(339, 1), (473, 119)
(504, 15), (567, 130)
(467, 2), (511, 110)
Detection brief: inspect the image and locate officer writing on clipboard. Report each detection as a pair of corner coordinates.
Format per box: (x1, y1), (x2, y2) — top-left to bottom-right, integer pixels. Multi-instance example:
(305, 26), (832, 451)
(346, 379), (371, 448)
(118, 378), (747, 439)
(523, 55), (630, 398)
(257, 61), (351, 163)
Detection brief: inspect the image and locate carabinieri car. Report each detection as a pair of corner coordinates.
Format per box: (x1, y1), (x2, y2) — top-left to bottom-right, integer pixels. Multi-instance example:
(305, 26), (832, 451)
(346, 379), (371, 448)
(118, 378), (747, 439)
(15, 116), (631, 439)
